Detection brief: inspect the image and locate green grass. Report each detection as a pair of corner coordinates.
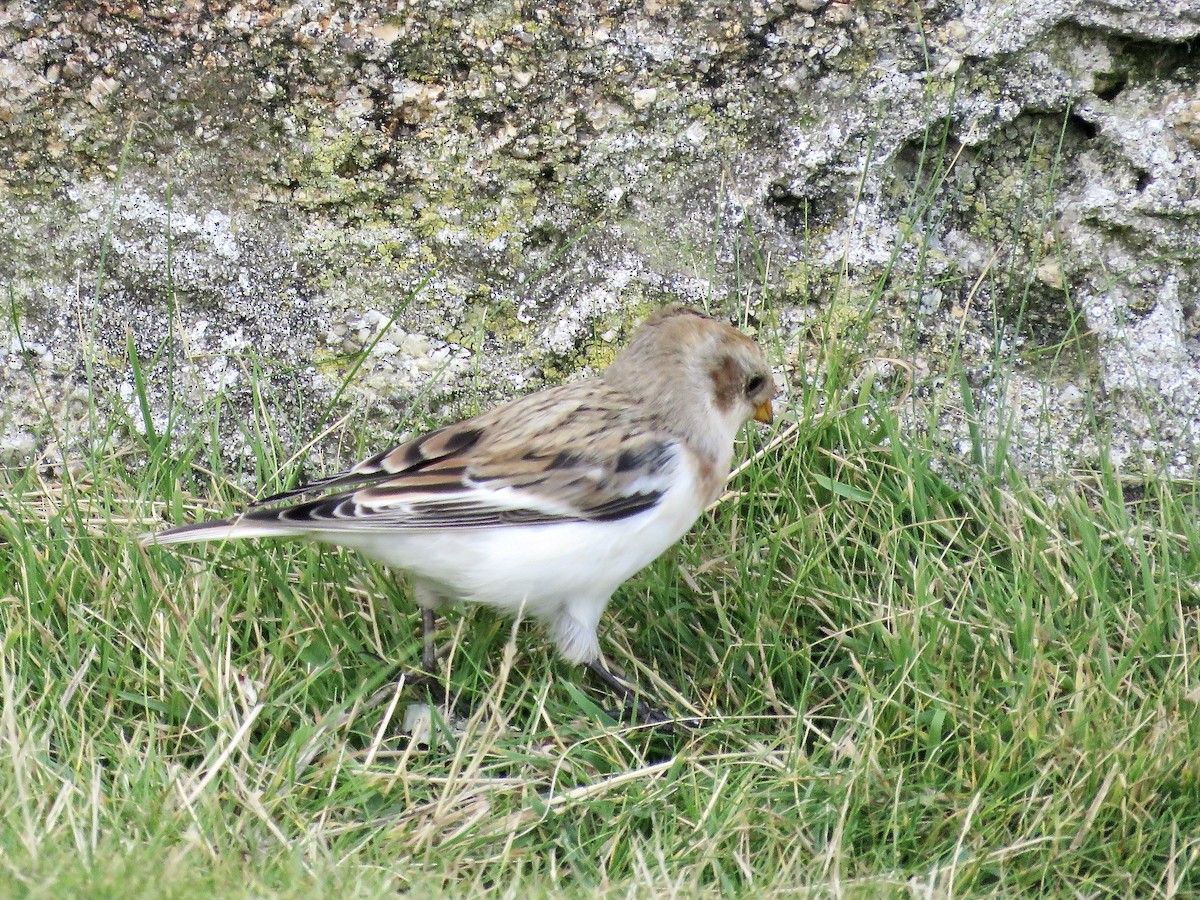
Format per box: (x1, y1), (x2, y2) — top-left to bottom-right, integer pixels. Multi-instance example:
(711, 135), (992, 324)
(3, 309), (1200, 898)
(3, 101), (1198, 895)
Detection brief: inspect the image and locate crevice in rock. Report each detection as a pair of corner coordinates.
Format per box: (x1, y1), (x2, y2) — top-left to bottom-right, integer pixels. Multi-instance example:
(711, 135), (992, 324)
(765, 177), (837, 231)
(1094, 72), (1127, 102)
(1068, 112), (1099, 140)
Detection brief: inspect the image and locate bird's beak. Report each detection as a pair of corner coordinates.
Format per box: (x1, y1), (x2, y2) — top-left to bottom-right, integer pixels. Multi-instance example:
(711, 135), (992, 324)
(754, 398), (774, 424)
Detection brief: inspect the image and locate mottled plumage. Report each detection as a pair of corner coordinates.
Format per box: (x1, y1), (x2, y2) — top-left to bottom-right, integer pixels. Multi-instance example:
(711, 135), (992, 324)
(143, 306), (775, 669)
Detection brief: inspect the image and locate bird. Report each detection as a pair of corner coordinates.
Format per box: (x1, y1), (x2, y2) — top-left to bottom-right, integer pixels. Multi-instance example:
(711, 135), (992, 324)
(142, 305), (775, 720)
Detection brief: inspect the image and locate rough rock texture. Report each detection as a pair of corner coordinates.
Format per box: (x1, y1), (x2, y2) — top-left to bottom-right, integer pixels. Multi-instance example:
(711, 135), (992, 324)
(1, 0), (1197, 480)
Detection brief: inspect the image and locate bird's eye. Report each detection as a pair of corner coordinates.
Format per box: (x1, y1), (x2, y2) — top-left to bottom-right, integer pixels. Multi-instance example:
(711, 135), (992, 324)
(745, 374), (766, 395)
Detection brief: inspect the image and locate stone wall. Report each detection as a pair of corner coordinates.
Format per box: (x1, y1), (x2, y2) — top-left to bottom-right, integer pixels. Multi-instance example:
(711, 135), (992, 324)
(2, 0), (1197, 478)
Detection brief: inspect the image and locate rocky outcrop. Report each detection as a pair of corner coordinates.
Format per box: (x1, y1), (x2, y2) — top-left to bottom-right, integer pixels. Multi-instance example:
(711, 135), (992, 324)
(1, 1), (1197, 478)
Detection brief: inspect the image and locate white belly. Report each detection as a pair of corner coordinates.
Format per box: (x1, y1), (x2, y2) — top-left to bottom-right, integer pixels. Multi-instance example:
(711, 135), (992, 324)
(322, 458), (707, 622)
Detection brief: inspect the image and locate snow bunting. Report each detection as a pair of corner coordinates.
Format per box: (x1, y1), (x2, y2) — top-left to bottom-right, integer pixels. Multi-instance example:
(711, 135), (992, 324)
(143, 305), (774, 713)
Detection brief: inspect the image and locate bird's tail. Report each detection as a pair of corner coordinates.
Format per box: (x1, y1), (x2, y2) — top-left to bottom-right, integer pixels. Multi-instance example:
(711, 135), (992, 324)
(139, 517), (305, 547)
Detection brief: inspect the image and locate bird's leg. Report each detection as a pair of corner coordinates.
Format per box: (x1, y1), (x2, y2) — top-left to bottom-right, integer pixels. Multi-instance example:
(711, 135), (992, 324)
(586, 658), (677, 727)
(363, 605), (448, 712)
(403, 605), (449, 707)
(329, 620), (446, 731)
(395, 583), (451, 706)
(421, 606), (437, 675)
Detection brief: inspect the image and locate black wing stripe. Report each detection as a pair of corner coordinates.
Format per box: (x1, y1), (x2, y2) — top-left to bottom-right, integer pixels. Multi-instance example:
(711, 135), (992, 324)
(243, 489), (664, 530)
(614, 439), (674, 475)
(253, 472), (382, 508)
(585, 492), (663, 521)
(250, 459), (474, 510)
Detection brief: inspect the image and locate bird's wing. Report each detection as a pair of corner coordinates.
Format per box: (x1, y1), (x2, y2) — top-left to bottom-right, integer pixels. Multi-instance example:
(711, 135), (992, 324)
(237, 382), (684, 532)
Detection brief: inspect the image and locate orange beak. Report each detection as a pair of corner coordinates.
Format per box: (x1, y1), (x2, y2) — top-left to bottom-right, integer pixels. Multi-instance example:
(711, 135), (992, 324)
(754, 398), (774, 424)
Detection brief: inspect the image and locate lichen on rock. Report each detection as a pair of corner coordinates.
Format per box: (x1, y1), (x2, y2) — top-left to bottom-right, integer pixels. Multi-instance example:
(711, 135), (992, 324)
(0, 0), (1197, 482)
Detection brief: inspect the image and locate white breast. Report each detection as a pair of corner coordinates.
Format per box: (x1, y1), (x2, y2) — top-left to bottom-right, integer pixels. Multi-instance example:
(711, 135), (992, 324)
(324, 451), (708, 624)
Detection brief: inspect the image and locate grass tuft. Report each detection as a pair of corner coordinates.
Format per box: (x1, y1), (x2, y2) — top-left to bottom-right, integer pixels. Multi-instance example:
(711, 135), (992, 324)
(3, 303), (1199, 896)
(4, 108), (1199, 892)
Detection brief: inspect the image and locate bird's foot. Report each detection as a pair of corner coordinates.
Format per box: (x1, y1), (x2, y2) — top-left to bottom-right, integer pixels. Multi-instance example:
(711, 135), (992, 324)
(586, 658), (693, 733)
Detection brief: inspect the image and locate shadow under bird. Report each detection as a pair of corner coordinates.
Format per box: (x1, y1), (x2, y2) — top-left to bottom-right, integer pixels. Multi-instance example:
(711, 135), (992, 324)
(142, 305), (775, 722)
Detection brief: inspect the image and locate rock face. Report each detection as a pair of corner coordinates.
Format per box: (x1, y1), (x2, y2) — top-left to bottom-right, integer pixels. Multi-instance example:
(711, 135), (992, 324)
(1, 1), (1197, 479)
